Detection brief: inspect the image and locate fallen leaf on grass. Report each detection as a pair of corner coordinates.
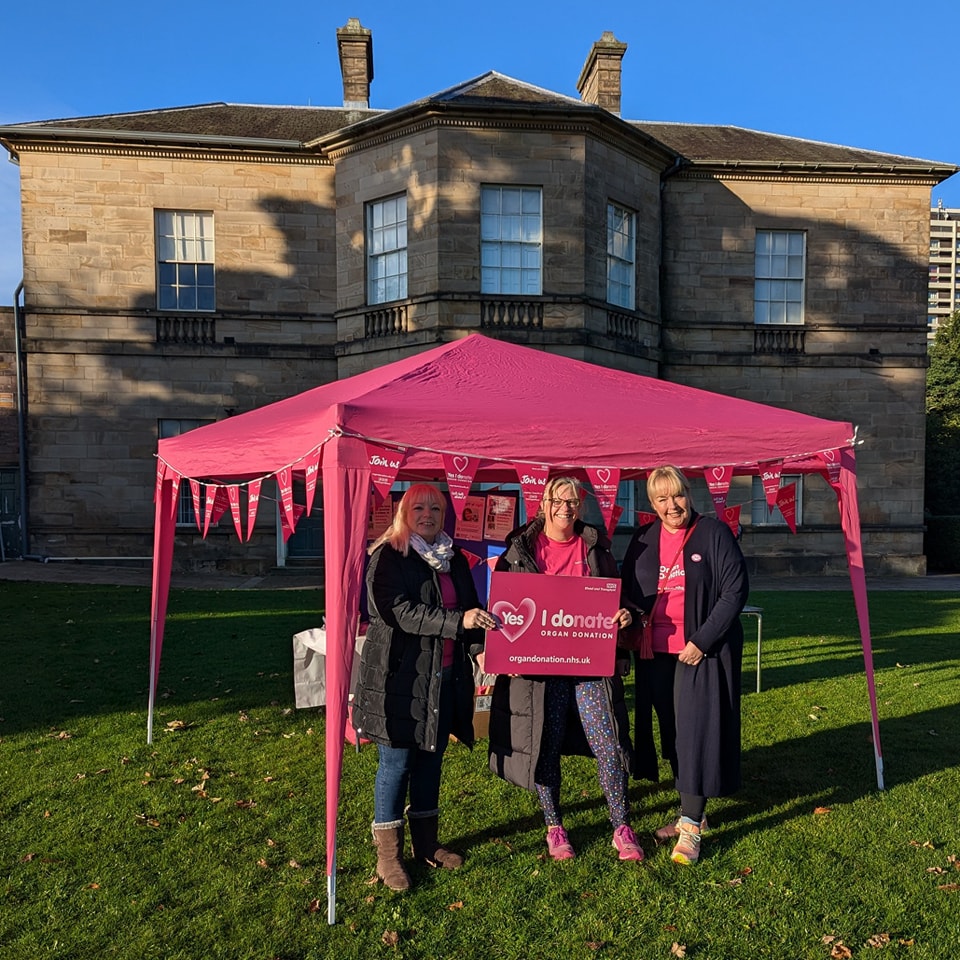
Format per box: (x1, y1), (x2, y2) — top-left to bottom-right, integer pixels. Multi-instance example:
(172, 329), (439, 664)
(257, 858), (270, 869)
(307, 899), (322, 913)
(866, 933), (890, 948)
(814, 807), (832, 815)
(830, 943), (853, 959)
(86, 883), (100, 890)
(448, 900), (464, 911)
(288, 860), (301, 869)
(927, 866), (946, 874)
(49, 730), (72, 740)
(164, 720), (192, 731)
(235, 800), (257, 809)
(909, 840), (935, 849)
(382, 930), (400, 946)
(586, 942), (606, 951)
(671, 943), (687, 958)
(936, 883), (960, 892)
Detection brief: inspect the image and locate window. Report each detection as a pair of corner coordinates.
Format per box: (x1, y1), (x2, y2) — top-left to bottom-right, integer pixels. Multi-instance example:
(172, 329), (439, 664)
(481, 186), (542, 295)
(367, 195), (407, 304)
(156, 211), (215, 311)
(754, 230), (805, 324)
(607, 203), (635, 309)
(750, 475), (802, 526)
(159, 419), (214, 526)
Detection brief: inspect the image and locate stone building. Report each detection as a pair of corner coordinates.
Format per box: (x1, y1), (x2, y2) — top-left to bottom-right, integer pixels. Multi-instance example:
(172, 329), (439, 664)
(0, 20), (955, 575)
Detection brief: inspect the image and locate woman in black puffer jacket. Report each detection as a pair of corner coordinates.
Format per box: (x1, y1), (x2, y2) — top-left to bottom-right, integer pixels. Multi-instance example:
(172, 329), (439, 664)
(352, 484), (493, 891)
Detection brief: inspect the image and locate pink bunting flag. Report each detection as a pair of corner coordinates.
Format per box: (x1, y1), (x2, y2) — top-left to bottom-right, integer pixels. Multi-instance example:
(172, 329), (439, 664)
(459, 548), (483, 570)
(585, 466), (621, 532)
(303, 448), (321, 517)
(817, 449), (843, 492)
(759, 460), (783, 509)
(365, 442), (406, 505)
(721, 504), (742, 538)
(513, 462), (550, 522)
(637, 511), (657, 526)
(606, 503), (624, 538)
(705, 464), (733, 518)
(280, 502), (307, 542)
(227, 485), (243, 541)
(154, 459), (166, 503)
(246, 479), (262, 542)
(190, 479), (203, 531)
(442, 453), (479, 519)
(775, 482), (798, 534)
(485, 555), (500, 573)
(277, 467), (296, 532)
(202, 485), (218, 537)
(168, 473), (181, 522)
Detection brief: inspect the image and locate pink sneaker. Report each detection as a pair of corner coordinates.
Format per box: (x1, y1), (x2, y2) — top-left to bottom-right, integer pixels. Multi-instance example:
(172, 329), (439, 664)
(612, 824), (644, 861)
(546, 826), (575, 860)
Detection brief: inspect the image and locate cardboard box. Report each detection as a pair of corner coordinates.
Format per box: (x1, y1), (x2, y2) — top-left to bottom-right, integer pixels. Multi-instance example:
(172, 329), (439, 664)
(473, 693), (492, 739)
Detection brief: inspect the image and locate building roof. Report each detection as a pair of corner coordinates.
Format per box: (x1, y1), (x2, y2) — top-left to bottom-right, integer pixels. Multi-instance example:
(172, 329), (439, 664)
(632, 121), (954, 172)
(1, 75), (955, 178)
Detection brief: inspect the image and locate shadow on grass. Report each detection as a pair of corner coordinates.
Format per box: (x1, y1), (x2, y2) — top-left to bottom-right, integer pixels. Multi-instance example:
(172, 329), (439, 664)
(0, 583), (321, 736)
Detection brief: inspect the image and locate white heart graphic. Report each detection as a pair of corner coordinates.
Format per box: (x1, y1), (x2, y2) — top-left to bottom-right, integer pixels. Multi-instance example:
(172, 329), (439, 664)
(453, 456), (469, 474)
(822, 450), (837, 463)
(712, 466), (726, 481)
(491, 598), (536, 643)
(596, 468), (611, 485)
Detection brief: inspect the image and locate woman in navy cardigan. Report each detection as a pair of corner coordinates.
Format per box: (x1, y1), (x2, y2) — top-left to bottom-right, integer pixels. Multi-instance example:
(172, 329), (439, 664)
(621, 466), (749, 865)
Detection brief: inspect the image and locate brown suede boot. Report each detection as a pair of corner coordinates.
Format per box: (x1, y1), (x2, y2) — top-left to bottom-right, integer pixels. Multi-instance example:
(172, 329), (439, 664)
(407, 811), (464, 869)
(372, 821), (411, 891)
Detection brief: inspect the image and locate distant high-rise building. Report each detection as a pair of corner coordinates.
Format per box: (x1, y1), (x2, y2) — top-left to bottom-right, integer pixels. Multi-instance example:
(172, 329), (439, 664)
(930, 200), (960, 336)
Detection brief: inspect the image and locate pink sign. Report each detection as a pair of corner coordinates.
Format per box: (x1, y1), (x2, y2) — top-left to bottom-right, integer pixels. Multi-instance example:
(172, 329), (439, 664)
(485, 572), (621, 677)
(637, 511), (657, 527)
(246, 479), (262, 542)
(759, 460), (783, 509)
(722, 503), (742, 538)
(705, 464), (733, 518)
(513, 462), (550, 522)
(776, 482), (798, 533)
(585, 466), (620, 532)
(442, 453), (479, 519)
(365, 442), (406, 505)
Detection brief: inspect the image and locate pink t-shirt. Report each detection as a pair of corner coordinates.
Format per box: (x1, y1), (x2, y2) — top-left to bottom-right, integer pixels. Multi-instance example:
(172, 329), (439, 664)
(651, 525), (687, 654)
(534, 533), (590, 578)
(438, 571), (458, 666)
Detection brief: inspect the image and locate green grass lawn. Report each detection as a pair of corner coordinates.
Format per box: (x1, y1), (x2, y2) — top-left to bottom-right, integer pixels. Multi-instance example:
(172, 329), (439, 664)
(1, 583), (958, 959)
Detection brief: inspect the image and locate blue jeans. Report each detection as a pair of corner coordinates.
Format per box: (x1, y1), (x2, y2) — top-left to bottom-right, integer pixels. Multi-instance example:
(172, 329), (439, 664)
(373, 669), (454, 824)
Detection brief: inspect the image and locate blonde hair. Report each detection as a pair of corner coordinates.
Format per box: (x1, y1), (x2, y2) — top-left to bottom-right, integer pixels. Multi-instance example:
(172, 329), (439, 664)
(646, 466), (693, 505)
(537, 476), (584, 519)
(370, 483), (447, 555)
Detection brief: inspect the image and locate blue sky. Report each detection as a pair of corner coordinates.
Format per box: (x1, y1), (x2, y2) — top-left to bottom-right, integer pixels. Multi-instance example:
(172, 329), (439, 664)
(1, 0), (958, 299)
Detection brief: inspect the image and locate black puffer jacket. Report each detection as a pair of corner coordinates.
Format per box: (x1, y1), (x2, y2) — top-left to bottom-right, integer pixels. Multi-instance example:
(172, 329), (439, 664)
(486, 518), (634, 791)
(352, 543), (483, 751)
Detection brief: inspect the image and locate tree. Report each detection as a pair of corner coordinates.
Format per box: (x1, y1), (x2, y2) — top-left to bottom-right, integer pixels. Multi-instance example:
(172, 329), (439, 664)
(925, 310), (960, 570)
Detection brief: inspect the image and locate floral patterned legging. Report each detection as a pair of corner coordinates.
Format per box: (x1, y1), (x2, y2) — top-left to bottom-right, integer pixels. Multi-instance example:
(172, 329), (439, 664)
(534, 676), (629, 829)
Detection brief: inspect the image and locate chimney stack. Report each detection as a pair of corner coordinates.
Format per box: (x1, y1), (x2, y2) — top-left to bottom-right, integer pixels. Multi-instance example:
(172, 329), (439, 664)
(337, 18), (373, 109)
(576, 32), (627, 117)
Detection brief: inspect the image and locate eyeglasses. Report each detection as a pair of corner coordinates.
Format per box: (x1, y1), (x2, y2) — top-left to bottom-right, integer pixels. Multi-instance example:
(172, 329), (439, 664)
(548, 498), (581, 509)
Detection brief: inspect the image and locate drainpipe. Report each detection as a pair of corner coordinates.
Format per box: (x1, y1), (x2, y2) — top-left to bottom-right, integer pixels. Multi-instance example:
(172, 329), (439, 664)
(657, 156), (686, 363)
(12, 280), (31, 559)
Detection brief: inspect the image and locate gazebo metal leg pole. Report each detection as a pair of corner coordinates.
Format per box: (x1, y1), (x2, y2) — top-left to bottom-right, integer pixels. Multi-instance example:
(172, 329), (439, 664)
(756, 614), (762, 693)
